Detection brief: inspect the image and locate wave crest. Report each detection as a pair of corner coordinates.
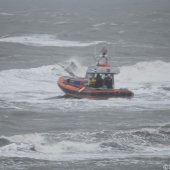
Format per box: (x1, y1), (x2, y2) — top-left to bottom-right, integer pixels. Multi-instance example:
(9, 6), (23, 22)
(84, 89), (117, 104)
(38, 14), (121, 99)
(117, 60), (170, 83)
(0, 34), (104, 47)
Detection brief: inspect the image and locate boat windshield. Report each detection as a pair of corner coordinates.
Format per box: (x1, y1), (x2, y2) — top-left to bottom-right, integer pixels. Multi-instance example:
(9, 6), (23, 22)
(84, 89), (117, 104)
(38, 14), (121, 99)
(87, 73), (114, 89)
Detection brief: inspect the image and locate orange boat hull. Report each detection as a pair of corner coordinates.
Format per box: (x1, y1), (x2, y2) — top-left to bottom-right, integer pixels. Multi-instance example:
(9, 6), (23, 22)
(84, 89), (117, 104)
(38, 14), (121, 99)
(57, 77), (134, 99)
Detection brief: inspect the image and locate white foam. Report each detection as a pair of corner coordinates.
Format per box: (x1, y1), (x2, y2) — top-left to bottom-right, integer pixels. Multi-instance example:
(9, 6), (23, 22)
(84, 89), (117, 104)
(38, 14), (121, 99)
(0, 133), (102, 161)
(0, 60), (170, 111)
(36, 141), (100, 154)
(0, 59), (89, 111)
(0, 131), (170, 161)
(117, 60), (170, 83)
(0, 12), (14, 16)
(3, 133), (100, 154)
(0, 64), (62, 110)
(4, 133), (46, 145)
(0, 34), (103, 47)
(93, 23), (106, 27)
(54, 21), (71, 25)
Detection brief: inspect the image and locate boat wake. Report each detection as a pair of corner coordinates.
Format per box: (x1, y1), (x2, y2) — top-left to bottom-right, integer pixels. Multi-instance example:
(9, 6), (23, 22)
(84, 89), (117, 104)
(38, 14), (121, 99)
(0, 60), (170, 112)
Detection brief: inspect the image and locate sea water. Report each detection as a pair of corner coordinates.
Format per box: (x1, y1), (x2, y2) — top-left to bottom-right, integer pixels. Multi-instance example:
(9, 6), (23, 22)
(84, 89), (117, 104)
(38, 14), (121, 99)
(0, 0), (170, 169)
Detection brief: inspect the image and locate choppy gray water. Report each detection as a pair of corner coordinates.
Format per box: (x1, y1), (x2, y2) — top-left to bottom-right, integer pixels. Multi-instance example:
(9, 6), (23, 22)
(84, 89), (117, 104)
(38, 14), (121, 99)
(0, 0), (170, 169)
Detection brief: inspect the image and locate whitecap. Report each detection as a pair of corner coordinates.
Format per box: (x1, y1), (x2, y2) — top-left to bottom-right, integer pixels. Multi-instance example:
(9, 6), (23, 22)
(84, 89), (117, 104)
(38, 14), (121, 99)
(0, 34), (103, 47)
(0, 12), (14, 16)
(0, 60), (170, 111)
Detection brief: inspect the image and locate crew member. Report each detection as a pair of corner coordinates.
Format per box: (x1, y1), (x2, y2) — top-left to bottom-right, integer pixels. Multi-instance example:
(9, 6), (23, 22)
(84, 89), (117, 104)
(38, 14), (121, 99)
(88, 78), (96, 87)
(95, 74), (103, 88)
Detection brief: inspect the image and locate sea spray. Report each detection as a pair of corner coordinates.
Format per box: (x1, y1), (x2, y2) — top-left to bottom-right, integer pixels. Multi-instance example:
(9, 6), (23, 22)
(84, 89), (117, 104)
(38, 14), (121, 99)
(0, 60), (170, 111)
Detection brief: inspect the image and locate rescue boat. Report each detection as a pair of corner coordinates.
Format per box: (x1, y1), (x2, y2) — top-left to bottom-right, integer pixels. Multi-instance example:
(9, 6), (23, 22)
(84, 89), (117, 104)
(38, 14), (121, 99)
(57, 48), (134, 99)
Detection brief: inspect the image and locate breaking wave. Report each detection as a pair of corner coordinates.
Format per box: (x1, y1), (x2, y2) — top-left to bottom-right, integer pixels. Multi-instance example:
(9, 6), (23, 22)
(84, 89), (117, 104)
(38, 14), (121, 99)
(117, 60), (170, 83)
(0, 34), (104, 47)
(0, 123), (170, 161)
(0, 59), (170, 111)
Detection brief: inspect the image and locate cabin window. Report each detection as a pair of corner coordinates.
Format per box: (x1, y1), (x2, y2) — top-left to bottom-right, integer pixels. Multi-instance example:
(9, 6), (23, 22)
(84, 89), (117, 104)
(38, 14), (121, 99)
(106, 69), (110, 73)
